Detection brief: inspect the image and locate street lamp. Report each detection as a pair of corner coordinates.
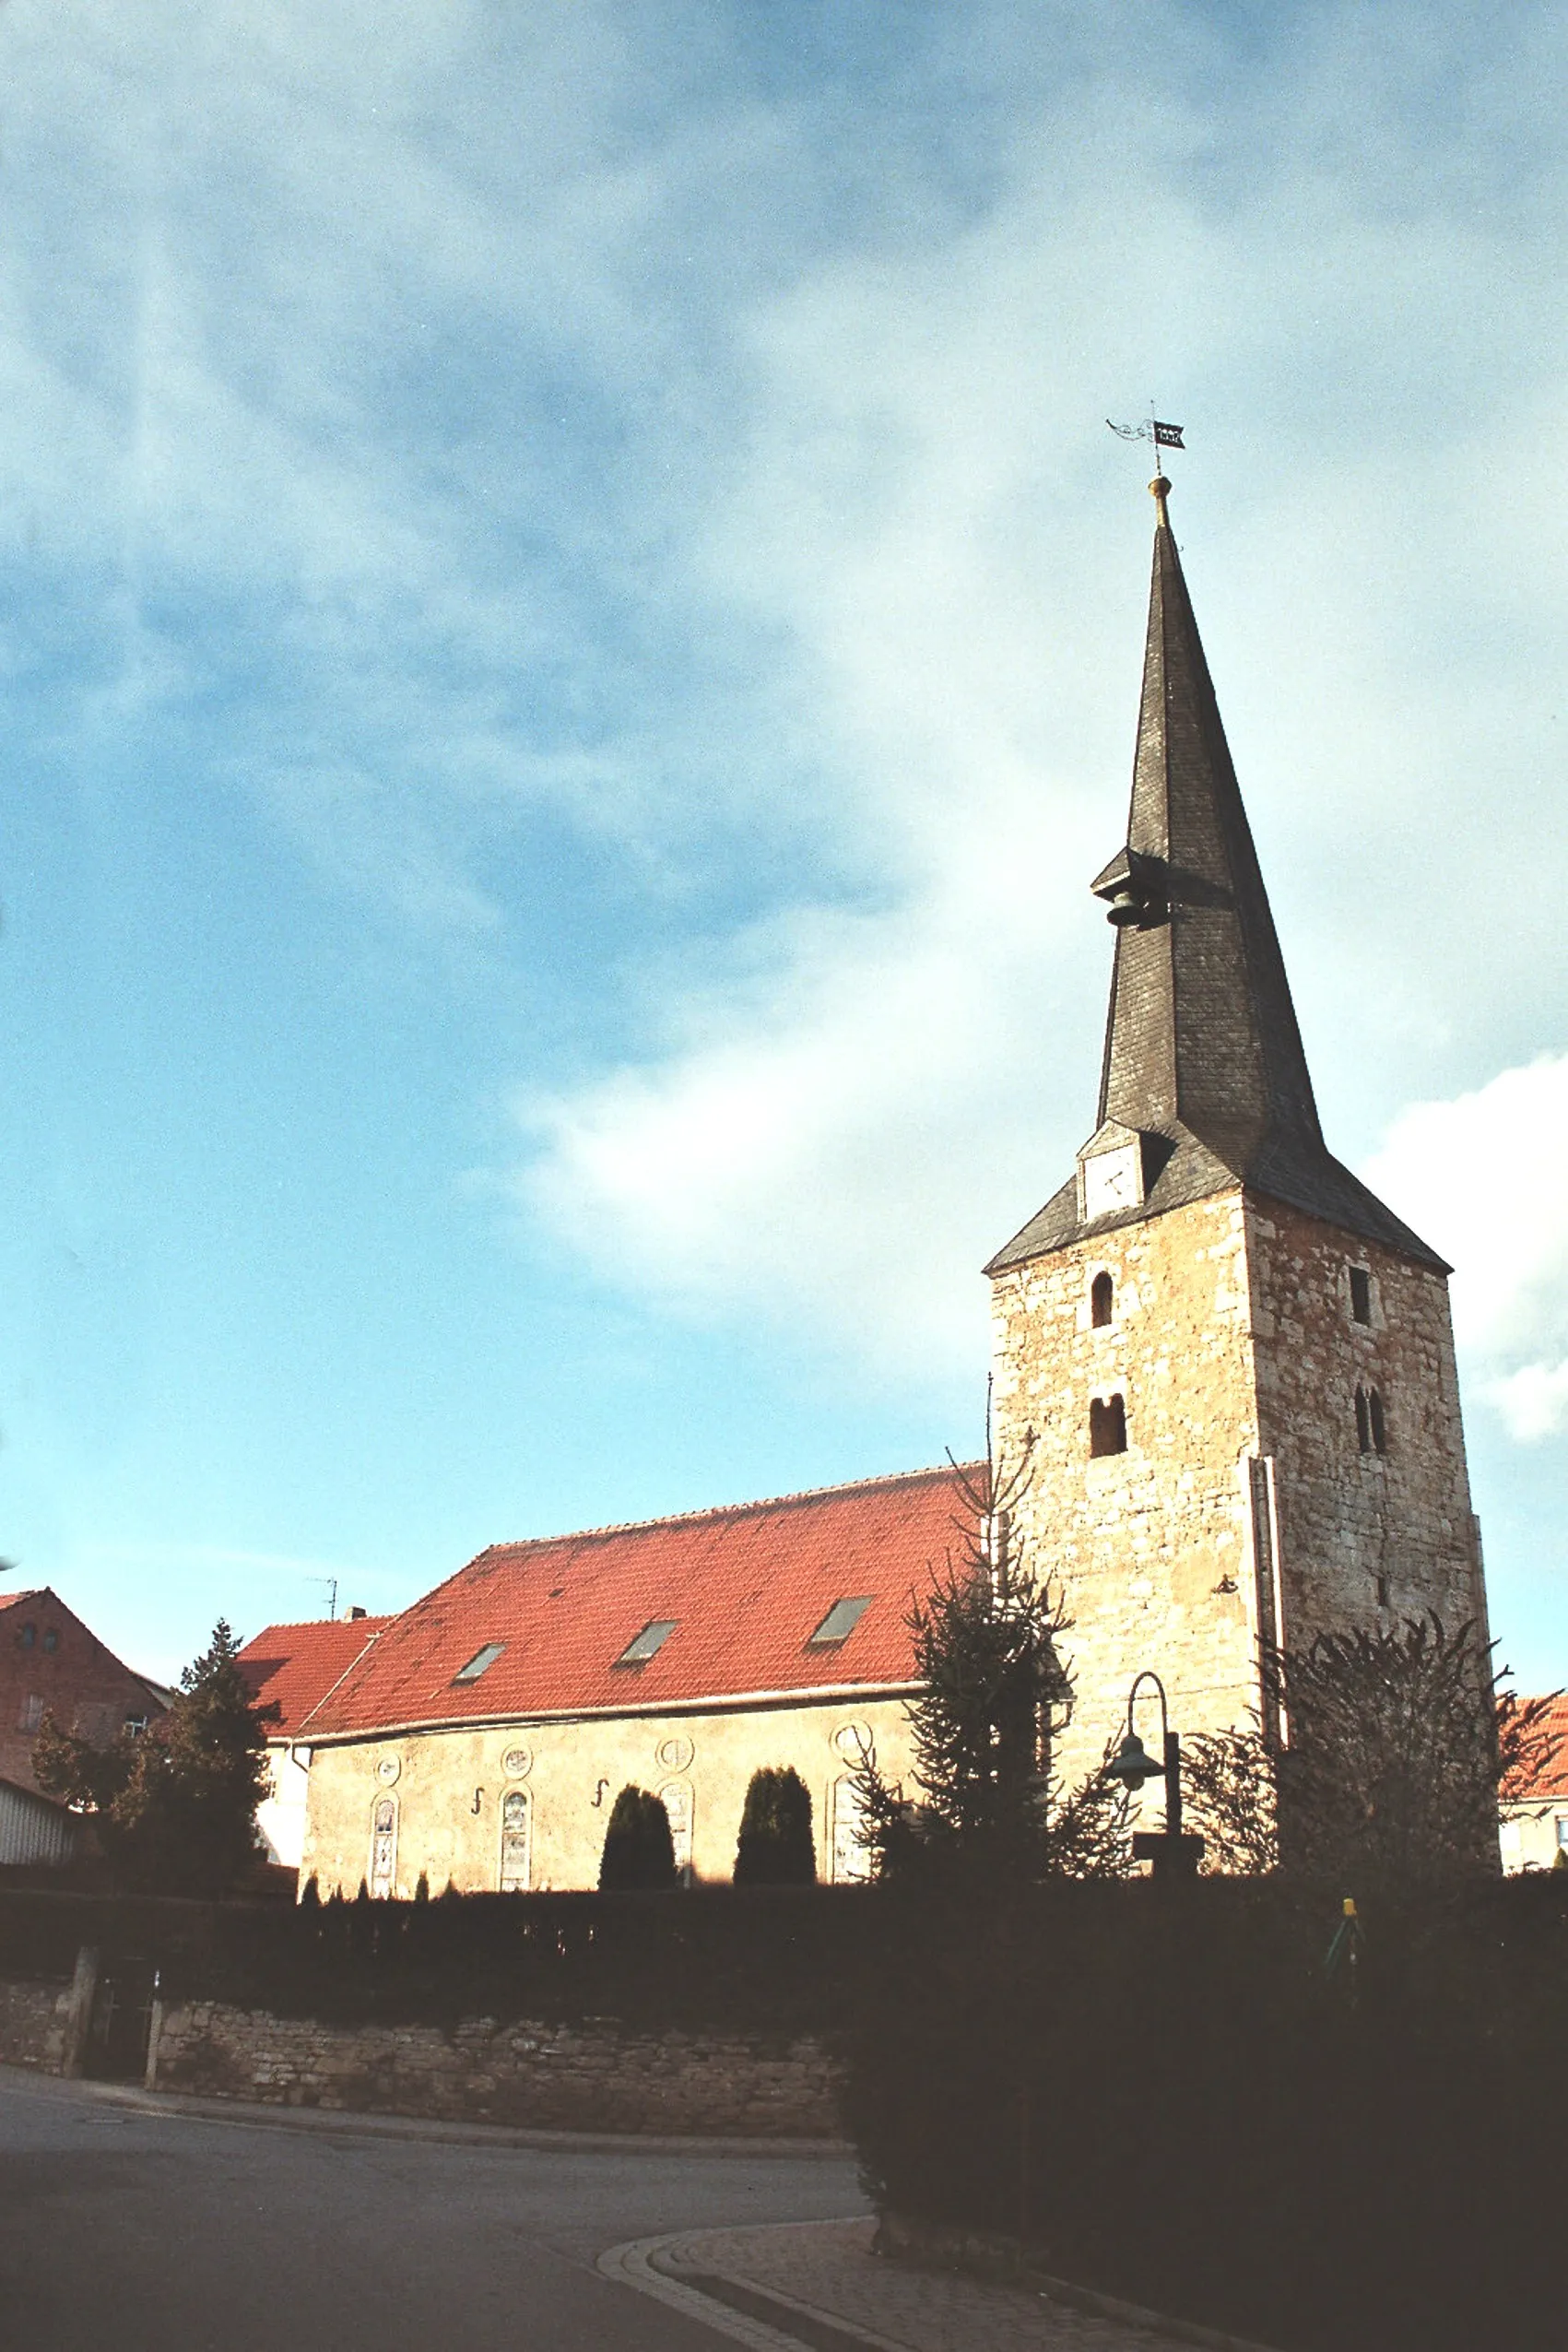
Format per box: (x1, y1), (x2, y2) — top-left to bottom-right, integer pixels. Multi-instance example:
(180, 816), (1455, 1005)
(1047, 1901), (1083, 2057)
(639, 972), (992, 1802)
(1104, 1670), (1206, 1879)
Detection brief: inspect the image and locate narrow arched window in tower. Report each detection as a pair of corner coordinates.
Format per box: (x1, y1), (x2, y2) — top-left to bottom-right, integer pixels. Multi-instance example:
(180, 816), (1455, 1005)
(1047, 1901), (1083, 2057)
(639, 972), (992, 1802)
(1090, 1393), (1127, 1457)
(1091, 1271), (1114, 1327)
(1355, 1387), (1372, 1453)
(1368, 1387), (1387, 1455)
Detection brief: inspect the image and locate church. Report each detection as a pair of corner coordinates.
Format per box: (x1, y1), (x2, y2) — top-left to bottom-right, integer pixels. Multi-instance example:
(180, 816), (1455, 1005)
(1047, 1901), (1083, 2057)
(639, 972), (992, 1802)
(254, 475), (1489, 1897)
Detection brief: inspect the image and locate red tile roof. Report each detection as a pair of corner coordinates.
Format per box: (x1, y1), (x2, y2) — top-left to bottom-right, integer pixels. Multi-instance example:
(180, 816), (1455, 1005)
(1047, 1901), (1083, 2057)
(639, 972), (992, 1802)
(1502, 1696), (1568, 1802)
(306, 1464), (981, 1741)
(237, 1617), (394, 1740)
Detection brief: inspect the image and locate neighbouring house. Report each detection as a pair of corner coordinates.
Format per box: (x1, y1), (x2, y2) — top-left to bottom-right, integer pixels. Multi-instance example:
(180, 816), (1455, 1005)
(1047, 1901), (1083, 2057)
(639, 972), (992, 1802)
(1499, 1696), (1568, 1872)
(236, 1611), (391, 1871)
(0, 1588), (171, 1866)
(294, 1465), (970, 1897)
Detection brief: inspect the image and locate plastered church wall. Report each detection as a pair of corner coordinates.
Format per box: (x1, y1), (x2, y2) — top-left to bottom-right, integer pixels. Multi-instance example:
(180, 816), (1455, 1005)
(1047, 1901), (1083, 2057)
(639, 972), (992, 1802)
(301, 1693), (918, 1897)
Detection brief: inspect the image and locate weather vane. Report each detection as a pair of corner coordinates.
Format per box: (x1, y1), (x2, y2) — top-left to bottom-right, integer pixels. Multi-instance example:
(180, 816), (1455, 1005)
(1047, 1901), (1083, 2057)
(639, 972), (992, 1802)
(1106, 403), (1185, 466)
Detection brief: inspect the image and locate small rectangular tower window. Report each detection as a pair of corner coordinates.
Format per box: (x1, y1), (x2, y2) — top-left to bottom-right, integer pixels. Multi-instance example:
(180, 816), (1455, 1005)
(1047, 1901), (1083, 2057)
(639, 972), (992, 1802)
(1090, 1394), (1127, 1457)
(1350, 1267), (1372, 1326)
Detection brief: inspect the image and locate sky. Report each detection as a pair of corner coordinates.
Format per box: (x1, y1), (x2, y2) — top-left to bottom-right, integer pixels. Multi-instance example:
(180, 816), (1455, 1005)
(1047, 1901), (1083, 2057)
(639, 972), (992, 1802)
(1, 0), (1564, 1688)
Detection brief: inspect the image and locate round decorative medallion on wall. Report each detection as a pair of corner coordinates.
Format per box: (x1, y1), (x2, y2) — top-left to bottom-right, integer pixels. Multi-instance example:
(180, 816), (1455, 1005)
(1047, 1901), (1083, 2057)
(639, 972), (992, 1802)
(501, 1744), (533, 1779)
(375, 1754), (401, 1785)
(833, 1720), (873, 1761)
(656, 1733), (694, 1773)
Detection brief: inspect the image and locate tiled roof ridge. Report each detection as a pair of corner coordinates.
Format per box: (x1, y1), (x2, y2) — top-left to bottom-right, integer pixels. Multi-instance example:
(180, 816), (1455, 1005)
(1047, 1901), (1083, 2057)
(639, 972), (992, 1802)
(0, 1589), (45, 1610)
(242, 1614), (394, 1637)
(474, 1460), (984, 1560)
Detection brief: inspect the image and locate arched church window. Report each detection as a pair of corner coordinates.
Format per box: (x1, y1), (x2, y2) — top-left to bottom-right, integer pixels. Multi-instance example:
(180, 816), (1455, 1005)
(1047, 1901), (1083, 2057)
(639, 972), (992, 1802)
(499, 1787), (531, 1892)
(1090, 1394), (1127, 1457)
(1091, 1271), (1114, 1328)
(369, 1794), (397, 1899)
(1350, 1267), (1373, 1326)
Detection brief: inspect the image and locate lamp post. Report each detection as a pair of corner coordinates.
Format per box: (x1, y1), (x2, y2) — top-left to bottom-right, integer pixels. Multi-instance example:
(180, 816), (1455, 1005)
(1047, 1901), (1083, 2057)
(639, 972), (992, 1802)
(1104, 1671), (1206, 1879)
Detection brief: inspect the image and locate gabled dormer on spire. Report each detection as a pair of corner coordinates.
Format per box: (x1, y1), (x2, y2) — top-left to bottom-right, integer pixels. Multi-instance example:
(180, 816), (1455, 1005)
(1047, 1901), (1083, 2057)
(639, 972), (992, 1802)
(988, 477), (1444, 1275)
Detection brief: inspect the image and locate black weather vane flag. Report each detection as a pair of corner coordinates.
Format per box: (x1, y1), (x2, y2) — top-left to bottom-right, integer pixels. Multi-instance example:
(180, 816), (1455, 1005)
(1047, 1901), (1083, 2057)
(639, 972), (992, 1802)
(1107, 408), (1185, 454)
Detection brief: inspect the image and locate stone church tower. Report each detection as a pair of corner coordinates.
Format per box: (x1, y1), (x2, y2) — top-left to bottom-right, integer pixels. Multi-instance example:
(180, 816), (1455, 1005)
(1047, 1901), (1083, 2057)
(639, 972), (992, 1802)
(986, 477), (1489, 1784)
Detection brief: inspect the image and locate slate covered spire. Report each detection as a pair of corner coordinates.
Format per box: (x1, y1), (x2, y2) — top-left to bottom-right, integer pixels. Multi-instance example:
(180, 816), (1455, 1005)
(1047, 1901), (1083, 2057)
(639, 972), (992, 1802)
(987, 477), (1444, 1274)
(1094, 475), (1324, 1170)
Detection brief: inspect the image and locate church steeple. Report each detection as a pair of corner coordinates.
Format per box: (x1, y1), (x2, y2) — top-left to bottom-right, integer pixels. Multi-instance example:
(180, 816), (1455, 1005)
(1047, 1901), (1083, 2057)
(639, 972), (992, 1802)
(987, 477), (1444, 1274)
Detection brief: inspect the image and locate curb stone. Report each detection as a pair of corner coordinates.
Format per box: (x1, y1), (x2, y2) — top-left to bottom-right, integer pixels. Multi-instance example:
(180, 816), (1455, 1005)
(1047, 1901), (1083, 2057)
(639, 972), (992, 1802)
(608, 2216), (1290, 2352)
(2, 2066), (851, 2161)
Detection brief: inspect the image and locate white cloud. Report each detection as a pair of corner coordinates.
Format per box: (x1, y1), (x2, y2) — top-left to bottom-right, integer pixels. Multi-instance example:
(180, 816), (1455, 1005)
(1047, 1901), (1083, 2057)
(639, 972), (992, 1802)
(514, 16), (1568, 1390)
(1362, 1055), (1568, 1441)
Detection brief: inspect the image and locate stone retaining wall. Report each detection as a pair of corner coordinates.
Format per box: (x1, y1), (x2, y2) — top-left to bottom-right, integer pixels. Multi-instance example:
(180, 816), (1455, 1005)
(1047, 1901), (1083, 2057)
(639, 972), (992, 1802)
(149, 1999), (841, 2136)
(0, 1978), (69, 2072)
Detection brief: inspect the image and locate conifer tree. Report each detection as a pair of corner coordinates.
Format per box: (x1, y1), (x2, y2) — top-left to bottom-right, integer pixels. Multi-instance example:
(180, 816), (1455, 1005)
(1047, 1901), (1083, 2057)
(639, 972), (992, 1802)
(734, 1767), (816, 1885)
(597, 1785), (678, 1890)
(848, 1442), (1132, 1879)
(34, 1618), (277, 1894)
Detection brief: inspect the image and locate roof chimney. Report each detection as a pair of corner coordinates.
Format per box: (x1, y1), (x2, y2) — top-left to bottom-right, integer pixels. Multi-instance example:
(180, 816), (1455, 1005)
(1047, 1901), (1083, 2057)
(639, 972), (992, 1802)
(347, 1605), (368, 1622)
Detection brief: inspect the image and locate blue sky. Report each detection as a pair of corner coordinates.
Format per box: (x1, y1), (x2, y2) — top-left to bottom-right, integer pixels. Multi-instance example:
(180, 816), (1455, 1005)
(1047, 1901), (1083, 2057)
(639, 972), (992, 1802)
(2, 0), (1565, 1686)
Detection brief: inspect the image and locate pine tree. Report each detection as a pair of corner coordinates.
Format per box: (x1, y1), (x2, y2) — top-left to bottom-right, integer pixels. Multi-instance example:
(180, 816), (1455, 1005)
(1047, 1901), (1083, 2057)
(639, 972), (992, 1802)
(597, 1786), (678, 1890)
(734, 1767), (816, 1885)
(34, 1618), (277, 1895)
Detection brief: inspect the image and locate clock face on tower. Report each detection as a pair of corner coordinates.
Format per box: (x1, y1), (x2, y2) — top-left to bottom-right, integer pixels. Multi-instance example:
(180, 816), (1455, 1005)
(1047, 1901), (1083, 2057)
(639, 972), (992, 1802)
(1081, 1141), (1143, 1222)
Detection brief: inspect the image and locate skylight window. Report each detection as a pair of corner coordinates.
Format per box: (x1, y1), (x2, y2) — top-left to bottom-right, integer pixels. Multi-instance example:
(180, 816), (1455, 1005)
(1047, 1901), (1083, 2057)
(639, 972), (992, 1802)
(808, 1596), (873, 1648)
(616, 1619), (678, 1667)
(454, 1641), (505, 1684)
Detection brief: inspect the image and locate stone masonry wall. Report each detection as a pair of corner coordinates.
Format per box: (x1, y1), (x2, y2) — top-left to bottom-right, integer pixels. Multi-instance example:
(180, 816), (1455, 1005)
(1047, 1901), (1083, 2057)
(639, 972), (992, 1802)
(149, 2000), (841, 2136)
(0, 1976), (69, 2072)
(1248, 1202), (1485, 1648)
(989, 1183), (1487, 1804)
(990, 1189), (1263, 1792)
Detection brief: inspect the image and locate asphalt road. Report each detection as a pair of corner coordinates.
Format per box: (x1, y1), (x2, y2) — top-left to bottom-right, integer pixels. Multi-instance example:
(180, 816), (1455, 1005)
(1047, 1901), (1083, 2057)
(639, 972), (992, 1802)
(0, 2066), (867, 2352)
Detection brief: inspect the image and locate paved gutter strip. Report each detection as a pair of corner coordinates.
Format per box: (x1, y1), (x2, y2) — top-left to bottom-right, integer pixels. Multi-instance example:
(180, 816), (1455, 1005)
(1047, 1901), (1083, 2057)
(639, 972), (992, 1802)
(678, 2274), (901, 2352)
(1006, 2266), (1284, 2352)
(597, 2236), (828, 2351)
(654, 2234), (908, 2352)
(639, 2217), (1291, 2352)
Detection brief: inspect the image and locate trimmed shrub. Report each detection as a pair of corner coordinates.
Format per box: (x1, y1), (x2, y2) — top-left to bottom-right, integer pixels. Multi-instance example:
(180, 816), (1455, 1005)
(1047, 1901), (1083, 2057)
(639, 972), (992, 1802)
(598, 1786), (678, 1891)
(843, 1873), (1568, 2352)
(734, 1767), (817, 1885)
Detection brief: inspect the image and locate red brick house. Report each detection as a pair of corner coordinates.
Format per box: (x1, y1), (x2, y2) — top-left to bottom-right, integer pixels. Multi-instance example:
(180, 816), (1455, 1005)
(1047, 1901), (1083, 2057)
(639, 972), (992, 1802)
(0, 1588), (171, 1865)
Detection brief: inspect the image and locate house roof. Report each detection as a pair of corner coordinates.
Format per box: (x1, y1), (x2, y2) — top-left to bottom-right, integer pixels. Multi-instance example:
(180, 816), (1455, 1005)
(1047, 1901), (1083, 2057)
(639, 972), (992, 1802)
(303, 1463), (982, 1742)
(987, 479), (1445, 1277)
(236, 1616), (394, 1740)
(1502, 1696), (1568, 1803)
